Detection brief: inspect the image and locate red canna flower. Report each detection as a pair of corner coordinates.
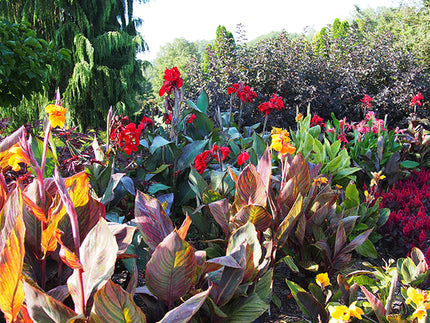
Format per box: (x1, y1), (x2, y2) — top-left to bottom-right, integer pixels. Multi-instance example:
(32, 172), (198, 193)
(212, 144), (231, 162)
(228, 83), (257, 103)
(159, 66), (184, 96)
(187, 114), (197, 124)
(237, 151), (249, 166)
(164, 113), (172, 124)
(138, 117), (153, 131)
(193, 150), (212, 174)
(410, 93), (423, 106)
(361, 94), (372, 109)
(258, 94), (285, 117)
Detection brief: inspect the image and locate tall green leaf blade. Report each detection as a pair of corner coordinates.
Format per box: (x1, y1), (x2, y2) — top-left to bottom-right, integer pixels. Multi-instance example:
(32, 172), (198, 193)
(196, 90), (209, 113)
(296, 292), (329, 323)
(149, 136), (171, 154)
(134, 190), (174, 251)
(90, 279), (146, 323)
(223, 292), (269, 323)
(177, 139), (209, 170)
(159, 287), (212, 323)
(145, 231), (196, 306)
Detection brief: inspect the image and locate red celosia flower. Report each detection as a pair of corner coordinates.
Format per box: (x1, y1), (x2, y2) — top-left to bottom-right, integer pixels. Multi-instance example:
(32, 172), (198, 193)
(237, 151), (249, 166)
(310, 114), (324, 127)
(187, 114), (197, 124)
(410, 93), (423, 106)
(193, 150), (212, 174)
(228, 83), (257, 103)
(164, 113), (172, 124)
(258, 94), (285, 117)
(212, 144), (230, 162)
(159, 66), (183, 96)
(361, 94), (372, 109)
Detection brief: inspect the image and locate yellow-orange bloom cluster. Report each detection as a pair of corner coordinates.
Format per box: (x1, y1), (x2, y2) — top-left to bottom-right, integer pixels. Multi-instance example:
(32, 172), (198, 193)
(406, 287), (430, 320)
(316, 273), (330, 288)
(0, 144), (30, 171)
(45, 104), (67, 128)
(313, 176), (328, 186)
(270, 127), (296, 158)
(328, 301), (364, 323)
(370, 170), (386, 187)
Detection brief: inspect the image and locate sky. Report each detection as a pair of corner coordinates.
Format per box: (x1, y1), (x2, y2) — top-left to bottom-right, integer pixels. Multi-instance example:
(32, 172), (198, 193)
(134, 0), (404, 61)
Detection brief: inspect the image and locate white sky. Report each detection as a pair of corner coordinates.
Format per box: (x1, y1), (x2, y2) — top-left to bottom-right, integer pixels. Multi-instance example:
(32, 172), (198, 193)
(134, 0), (404, 61)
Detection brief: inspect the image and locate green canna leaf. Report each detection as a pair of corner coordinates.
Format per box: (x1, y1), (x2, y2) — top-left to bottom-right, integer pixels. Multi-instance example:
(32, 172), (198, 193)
(145, 231), (196, 307)
(90, 279), (146, 323)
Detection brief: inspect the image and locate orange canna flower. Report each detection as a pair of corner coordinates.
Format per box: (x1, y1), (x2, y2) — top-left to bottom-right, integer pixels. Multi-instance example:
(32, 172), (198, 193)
(45, 104), (67, 128)
(0, 144), (30, 171)
(270, 128), (296, 158)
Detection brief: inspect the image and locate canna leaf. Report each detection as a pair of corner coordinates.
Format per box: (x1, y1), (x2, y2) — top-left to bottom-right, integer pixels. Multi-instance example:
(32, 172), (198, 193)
(68, 218), (118, 316)
(134, 190), (174, 251)
(257, 146), (272, 189)
(58, 172), (105, 252)
(210, 244), (246, 307)
(296, 292), (329, 323)
(158, 287), (212, 323)
(232, 204), (272, 232)
(234, 164), (266, 209)
(107, 223), (136, 255)
(0, 189), (25, 322)
(285, 153), (311, 198)
(207, 198), (230, 237)
(360, 285), (386, 321)
(334, 220), (347, 257)
(340, 228), (373, 255)
(23, 281), (82, 323)
(177, 214), (192, 240)
(276, 194), (303, 247)
(90, 279), (146, 323)
(145, 231), (196, 307)
(223, 292), (269, 323)
(226, 222), (262, 269)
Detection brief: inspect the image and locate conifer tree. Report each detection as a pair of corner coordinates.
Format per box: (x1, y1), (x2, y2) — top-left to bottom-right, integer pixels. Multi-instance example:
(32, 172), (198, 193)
(0, 0), (150, 130)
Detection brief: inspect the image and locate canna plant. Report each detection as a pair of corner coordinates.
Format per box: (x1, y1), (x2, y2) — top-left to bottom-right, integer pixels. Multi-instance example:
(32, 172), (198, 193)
(0, 100), (141, 322)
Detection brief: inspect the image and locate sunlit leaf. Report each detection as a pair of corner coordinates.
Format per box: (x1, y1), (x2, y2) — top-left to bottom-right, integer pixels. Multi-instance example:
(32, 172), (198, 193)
(276, 194), (303, 247)
(257, 146), (272, 189)
(58, 172), (105, 252)
(68, 218), (118, 315)
(23, 281), (80, 323)
(158, 287), (212, 323)
(0, 189), (25, 322)
(90, 279), (146, 323)
(177, 214), (192, 240)
(232, 204), (272, 232)
(145, 231), (196, 307)
(227, 222), (261, 269)
(134, 190), (174, 251)
(55, 229), (83, 270)
(285, 153), (311, 198)
(234, 164), (266, 209)
(361, 285), (387, 320)
(107, 223), (136, 255)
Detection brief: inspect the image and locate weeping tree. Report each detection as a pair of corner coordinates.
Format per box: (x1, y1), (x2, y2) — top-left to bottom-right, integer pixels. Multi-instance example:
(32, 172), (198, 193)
(0, 0), (151, 130)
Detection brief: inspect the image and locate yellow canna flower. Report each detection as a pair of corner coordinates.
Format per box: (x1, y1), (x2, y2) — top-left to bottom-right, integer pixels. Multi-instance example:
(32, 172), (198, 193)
(348, 301), (364, 320)
(370, 171), (386, 187)
(270, 128), (296, 158)
(313, 177), (328, 186)
(45, 104), (67, 128)
(406, 287), (425, 306)
(413, 304), (428, 320)
(0, 144), (30, 172)
(328, 305), (350, 323)
(316, 273), (330, 288)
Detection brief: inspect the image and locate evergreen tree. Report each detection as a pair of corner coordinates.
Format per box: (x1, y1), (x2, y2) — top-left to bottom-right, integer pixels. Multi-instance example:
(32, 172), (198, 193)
(0, 0), (151, 130)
